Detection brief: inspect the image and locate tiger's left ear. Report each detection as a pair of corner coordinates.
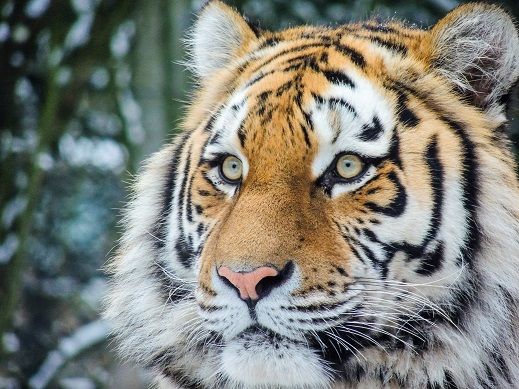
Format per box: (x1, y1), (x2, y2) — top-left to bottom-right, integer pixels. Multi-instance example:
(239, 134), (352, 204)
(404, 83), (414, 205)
(188, 1), (258, 78)
(429, 3), (519, 112)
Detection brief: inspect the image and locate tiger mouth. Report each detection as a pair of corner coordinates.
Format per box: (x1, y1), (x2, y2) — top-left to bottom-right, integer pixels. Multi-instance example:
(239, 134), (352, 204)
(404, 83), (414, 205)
(238, 324), (291, 342)
(234, 324), (310, 349)
(236, 323), (366, 357)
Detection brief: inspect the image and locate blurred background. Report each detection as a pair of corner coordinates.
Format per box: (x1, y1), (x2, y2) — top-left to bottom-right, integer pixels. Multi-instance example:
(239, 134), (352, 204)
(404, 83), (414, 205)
(0, 0), (518, 388)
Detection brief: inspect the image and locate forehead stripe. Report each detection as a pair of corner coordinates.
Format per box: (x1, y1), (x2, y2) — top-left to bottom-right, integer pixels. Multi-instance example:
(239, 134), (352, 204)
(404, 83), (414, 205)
(328, 97), (357, 115)
(322, 70), (355, 88)
(333, 43), (366, 68)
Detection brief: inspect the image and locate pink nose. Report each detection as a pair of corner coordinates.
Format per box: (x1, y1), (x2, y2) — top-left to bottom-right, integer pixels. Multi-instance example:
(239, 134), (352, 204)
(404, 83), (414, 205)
(217, 266), (279, 300)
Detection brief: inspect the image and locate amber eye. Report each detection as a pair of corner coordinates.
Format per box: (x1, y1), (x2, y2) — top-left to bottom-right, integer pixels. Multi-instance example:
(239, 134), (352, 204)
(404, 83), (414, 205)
(220, 155), (243, 183)
(336, 154), (365, 180)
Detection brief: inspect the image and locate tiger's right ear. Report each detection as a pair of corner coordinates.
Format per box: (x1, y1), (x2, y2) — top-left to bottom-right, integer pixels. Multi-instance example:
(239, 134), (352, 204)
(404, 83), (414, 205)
(188, 1), (258, 78)
(429, 4), (519, 113)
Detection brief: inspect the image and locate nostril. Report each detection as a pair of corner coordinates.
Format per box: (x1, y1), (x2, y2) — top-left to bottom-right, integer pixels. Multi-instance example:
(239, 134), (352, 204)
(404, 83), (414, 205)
(217, 261), (295, 302)
(255, 261), (294, 300)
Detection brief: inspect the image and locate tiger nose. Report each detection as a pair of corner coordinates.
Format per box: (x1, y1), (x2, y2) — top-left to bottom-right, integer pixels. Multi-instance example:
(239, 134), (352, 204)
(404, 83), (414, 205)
(217, 265), (280, 301)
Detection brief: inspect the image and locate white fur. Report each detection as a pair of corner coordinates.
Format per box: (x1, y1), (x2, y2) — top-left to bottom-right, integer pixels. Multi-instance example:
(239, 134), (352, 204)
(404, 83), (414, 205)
(432, 4), (519, 114)
(188, 2), (253, 78)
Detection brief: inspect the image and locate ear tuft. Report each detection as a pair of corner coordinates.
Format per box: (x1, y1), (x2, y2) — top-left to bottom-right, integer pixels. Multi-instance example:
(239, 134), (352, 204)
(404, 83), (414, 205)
(430, 3), (519, 111)
(188, 1), (257, 78)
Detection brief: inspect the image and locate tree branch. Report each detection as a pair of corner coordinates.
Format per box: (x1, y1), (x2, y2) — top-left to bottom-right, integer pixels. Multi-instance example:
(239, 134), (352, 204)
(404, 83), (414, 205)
(28, 320), (110, 389)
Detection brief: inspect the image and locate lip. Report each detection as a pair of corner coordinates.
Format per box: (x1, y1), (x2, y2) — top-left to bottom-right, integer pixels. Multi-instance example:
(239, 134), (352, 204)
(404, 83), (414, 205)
(241, 324), (281, 337)
(237, 324), (292, 343)
(235, 324), (310, 348)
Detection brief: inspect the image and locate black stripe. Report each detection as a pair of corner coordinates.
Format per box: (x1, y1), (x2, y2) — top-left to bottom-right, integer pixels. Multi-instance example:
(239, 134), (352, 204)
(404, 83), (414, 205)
(198, 115), (218, 163)
(334, 44), (366, 68)
(150, 261), (191, 303)
(328, 98), (357, 115)
(320, 52), (329, 64)
(246, 70), (276, 87)
(208, 132), (221, 145)
(370, 36), (408, 55)
(153, 132), (190, 250)
(395, 89), (420, 127)
(360, 231), (391, 279)
(417, 273), (479, 328)
(422, 135), (444, 248)
(299, 121), (312, 148)
(358, 116), (383, 142)
(312, 92), (325, 105)
(237, 123), (246, 148)
(483, 364), (497, 388)
(416, 136), (444, 276)
(348, 241), (365, 264)
(491, 349), (512, 384)
(334, 221), (366, 264)
(249, 43), (330, 74)
(276, 80), (294, 96)
(387, 80), (481, 267)
(294, 93), (312, 148)
(185, 173), (196, 222)
(357, 241), (383, 275)
(441, 117), (480, 267)
(284, 54), (321, 72)
(416, 243), (444, 276)
(322, 70), (355, 88)
(365, 171), (407, 217)
(258, 37), (281, 49)
(201, 171), (226, 193)
(388, 129), (403, 169)
(161, 364), (207, 389)
(311, 327), (368, 369)
(444, 371), (459, 389)
(175, 145), (195, 268)
(202, 114), (216, 134)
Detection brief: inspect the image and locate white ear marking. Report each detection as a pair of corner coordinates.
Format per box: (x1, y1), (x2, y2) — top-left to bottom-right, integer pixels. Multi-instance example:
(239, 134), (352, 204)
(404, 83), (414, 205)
(187, 1), (257, 78)
(430, 4), (519, 111)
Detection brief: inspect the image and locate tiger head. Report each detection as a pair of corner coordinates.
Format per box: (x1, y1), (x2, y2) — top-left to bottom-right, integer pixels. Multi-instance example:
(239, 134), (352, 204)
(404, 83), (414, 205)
(105, 2), (519, 388)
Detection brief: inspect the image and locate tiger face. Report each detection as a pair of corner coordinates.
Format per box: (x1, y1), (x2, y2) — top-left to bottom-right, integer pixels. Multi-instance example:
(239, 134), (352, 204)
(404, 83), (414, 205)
(105, 2), (519, 388)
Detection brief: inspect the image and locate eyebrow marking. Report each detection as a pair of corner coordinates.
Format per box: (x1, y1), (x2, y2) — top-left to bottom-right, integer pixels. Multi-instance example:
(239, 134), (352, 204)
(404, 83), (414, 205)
(358, 116), (384, 142)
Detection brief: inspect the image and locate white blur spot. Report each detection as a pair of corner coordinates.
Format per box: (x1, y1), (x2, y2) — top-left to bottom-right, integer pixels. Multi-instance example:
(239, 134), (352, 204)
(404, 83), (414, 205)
(0, 23), (10, 42)
(65, 13), (93, 50)
(25, 0), (51, 18)
(12, 24), (29, 43)
(0, 234), (19, 265)
(90, 67), (109, 89)
(110, 21), (135, 59)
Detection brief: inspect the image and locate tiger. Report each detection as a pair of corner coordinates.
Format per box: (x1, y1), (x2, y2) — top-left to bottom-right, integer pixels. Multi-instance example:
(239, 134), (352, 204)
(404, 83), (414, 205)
(104, 1), (519, 388)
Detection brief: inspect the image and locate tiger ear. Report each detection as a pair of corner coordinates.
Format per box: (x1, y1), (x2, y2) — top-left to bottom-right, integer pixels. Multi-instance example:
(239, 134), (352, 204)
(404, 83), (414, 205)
(188, 0), (258, 78)
(429, 3), (519, 112)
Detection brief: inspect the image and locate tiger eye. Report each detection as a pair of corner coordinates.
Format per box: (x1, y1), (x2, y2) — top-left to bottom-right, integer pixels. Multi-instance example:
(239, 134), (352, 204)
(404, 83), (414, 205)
(220, 155), (243, 183)
(336, 154), (364, 180)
